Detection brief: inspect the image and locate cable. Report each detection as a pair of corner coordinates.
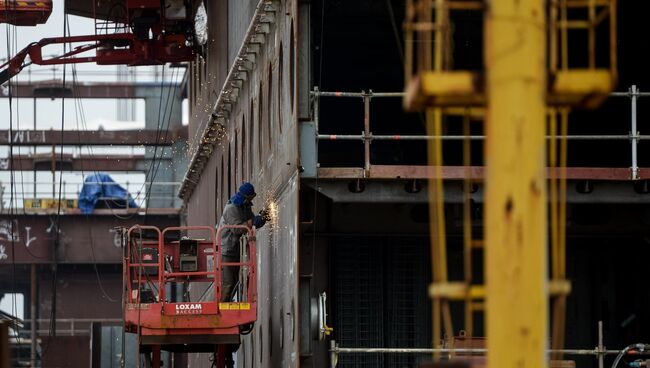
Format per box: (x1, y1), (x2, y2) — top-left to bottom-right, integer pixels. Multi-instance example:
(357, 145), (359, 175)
(318, 0), (326, 88)
(612, 344), (650, 368)
(144, 67), (181, 219)
(385, 0), (404, 65)
(4, 1), (23, 359)
(48, 8), (70, 341)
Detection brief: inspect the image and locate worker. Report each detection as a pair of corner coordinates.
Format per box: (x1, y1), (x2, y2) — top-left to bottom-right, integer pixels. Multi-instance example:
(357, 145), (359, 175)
(218, 182), (270, 302)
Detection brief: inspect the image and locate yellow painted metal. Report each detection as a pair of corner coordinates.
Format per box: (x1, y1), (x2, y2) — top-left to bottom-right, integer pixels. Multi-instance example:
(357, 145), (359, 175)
(485, 3), (547, 368)
(429, 282), (485, 299)
(549, 69), (614, 107)
(462, 113), (474, 336)
(426, 107), (453, 356)
(550, 109), (570, 360)
(548, 0), (617, 107)
(404, 71), (484, 109)
(23, 198), (78, 209)
(429, 280), (570, 300)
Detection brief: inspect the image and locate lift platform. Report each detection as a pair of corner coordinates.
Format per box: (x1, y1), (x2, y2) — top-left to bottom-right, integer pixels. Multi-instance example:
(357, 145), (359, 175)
(124, 225), (257, 366)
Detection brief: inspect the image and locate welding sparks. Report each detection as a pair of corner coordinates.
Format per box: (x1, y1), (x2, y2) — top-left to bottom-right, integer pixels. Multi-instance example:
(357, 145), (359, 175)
(263, 196), (280, 237)
(268, 200), (278, 222)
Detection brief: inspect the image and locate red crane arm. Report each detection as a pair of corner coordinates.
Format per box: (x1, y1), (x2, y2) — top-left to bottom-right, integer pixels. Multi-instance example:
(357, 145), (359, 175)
(0, 33), (193, 84)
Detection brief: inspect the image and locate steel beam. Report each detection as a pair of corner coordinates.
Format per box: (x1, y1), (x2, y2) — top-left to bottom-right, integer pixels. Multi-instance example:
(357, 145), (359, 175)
(0, 80), (184, 99)
(485, 3), (547, 368)
(305, 180), (650, 204)
(0, 128), (187, 146)
(316, 165), (650, 181)
(0, 322), (8, 368)
(0, 213), (178, 264)
(0, 154), (153, 171)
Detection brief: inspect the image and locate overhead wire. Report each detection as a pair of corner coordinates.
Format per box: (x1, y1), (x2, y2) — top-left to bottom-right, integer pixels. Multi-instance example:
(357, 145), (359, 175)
(47, 6), (70, 341)
(143, 66), (181, 219)
(4, 0), (22, 358)
(64, 21), (119, 302)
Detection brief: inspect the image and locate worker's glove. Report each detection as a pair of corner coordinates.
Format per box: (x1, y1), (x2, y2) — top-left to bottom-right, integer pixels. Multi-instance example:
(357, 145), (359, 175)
(259, 208), (272, 222)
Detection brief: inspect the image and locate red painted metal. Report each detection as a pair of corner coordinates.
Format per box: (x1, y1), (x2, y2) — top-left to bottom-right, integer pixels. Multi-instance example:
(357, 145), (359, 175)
(0, 33), (193, 84)
(317, 165), (650, 181)
(0, 0), (193, 84)
(123, 225), (257, 361)
(0, 0), (52, 26)
(0, 128), (187, 146)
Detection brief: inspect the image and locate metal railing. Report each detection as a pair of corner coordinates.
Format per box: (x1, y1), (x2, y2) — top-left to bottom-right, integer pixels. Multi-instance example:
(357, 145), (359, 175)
(0, 181), (182, 209)
(21, 318), (122, 336)
(311, 85), (647, 180)
(328, 322), (640, 368)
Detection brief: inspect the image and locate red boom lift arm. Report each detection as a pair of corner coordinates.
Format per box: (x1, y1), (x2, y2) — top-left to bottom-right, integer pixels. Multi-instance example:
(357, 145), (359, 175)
(0, 0), (195, 85)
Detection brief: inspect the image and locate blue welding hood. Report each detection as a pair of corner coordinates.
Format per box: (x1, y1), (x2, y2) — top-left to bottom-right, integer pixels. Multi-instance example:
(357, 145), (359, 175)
(78, 172), (138, 214)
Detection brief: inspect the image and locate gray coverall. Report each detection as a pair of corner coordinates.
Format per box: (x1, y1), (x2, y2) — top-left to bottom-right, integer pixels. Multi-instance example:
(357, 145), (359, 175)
(218, 201), (255, 302)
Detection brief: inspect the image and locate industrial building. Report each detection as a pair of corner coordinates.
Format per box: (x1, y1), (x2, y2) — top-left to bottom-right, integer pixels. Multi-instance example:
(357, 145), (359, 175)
(0, 1), (649, 368)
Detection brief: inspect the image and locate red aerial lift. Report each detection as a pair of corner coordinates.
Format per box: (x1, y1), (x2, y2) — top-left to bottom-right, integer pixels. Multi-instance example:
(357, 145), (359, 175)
(0, 0), (195, 84)
(0, 0), (52, 26)
(124, 225), (258, 368)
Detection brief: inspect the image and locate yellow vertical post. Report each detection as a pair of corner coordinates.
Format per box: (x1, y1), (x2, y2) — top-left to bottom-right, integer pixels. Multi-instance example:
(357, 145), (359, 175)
(485, 3), (547, 368)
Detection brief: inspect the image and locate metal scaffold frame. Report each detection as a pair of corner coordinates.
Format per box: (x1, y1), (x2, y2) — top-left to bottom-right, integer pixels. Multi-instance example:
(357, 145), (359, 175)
(311, 86), (647, 181)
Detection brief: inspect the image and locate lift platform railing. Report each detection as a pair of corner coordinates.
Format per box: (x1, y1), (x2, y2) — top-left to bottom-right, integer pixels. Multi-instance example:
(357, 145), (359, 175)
(311, 85), (649, 180)
(215, 225), (258, 305)
(126, 225), (257, 309)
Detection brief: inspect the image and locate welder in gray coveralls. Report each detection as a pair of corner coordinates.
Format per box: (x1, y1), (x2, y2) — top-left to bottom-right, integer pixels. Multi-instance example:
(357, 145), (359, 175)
(218, 182), (270, 302)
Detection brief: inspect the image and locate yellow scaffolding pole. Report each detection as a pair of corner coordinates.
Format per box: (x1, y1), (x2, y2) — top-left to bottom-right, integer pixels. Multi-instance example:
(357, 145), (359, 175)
(485, 3), (548, 368)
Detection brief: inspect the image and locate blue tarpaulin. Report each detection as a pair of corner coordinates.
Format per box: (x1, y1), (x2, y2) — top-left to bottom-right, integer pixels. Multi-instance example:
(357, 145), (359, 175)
(78, 173), (138, 214)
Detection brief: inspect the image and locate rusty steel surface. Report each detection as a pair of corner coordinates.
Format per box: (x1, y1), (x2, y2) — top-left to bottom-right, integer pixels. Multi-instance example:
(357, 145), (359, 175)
(184, 0), (300, 366)
(317, 165), (650, 181)
(0, 214), (178, 264)
(1, 153), (147, 171)
(0, 128), (187, 146)
(2, 208), (181, 215)
(0, 80), (184, 99)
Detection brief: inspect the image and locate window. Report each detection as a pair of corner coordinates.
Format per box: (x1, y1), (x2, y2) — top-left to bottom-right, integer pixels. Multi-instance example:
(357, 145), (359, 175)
(278, 43), (283, 134)
(259, 324), (263, 363)
(268, 316), (273, 357)
(267, 62), (273, 150)
(291, 298), (296, 341)
(279, 308), (284, 349)
(258, 84), (263, 167)
(0, 293), (24, 320)
(290, 19), (295, 114)
(228, 143), (232, 197)
(215, 157), (220, 219)
(251, 327), (256, 368)
(220, 156), (226, 209)
(234, 124), (239, 184)
(249, 100), (255, 179)
(242, 115), (247, 181)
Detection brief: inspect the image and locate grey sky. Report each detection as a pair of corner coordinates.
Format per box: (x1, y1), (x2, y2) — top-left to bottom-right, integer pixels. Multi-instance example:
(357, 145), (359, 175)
(0, 2), (189, 207)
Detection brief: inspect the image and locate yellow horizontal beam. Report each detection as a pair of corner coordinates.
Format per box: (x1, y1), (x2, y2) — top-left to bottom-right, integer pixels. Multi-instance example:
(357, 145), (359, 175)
(549, 279), (572, 296)
(549, 69), (614, 108)
(429, 282), (485, 300)
(561, 0), (611, 7)
(557, 20), (591, 29)
(404, 71), (485, 110)
(471, 239), (484, 248)
(429, 280), (571, 300)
